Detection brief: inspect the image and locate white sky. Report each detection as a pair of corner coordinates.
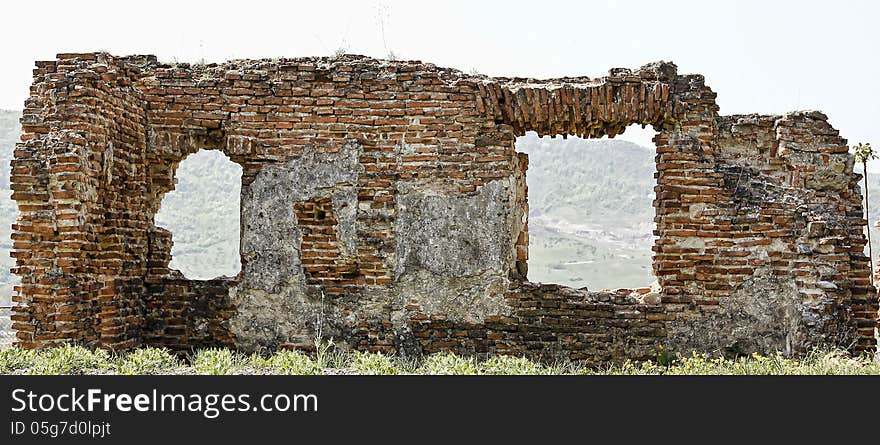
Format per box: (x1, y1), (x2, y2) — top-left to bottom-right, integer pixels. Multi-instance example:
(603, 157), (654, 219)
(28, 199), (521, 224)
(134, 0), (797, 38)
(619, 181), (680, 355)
(1, 0), (878, 168)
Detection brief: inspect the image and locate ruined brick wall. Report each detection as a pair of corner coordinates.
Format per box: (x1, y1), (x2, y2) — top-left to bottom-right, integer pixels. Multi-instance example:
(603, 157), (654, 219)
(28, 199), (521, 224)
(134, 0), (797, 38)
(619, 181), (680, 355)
(11, 54), (150, 349)
(10, 52), (878, 363)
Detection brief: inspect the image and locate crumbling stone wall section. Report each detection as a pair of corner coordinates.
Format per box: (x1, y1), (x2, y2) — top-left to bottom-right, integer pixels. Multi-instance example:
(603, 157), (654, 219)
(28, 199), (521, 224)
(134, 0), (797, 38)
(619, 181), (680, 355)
(684, 112), (877, 354)
(512, 152), (529, 280)
(9, 52), (878, 363)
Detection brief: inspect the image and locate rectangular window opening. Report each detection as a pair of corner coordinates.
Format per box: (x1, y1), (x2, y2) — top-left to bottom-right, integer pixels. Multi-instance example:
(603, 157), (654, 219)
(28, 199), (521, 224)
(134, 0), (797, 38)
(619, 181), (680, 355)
(514, 125), (658, 291)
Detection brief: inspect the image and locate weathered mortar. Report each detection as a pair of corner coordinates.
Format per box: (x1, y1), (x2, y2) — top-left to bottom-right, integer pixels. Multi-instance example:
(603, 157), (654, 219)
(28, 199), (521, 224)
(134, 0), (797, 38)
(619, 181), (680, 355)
(8, 52), (878, 363)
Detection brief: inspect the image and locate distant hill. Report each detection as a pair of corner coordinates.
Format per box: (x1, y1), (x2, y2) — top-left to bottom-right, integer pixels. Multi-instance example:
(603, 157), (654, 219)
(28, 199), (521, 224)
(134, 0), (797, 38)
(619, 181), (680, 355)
(153, 150), (242, 280)
(0, 110), (19, 307)
(0, 111), (879, 300)
(516, 134), (656, 289)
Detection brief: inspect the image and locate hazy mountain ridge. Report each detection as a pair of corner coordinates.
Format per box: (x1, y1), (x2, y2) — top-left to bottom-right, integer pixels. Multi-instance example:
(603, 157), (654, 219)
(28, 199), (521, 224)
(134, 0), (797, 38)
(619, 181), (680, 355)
(516, 134), (657, 288)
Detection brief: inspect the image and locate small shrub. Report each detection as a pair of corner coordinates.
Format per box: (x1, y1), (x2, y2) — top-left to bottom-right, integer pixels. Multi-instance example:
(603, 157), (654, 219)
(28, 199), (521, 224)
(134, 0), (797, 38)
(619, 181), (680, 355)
(349, 351), (400, 375)
(266, 350), (321, 375)
(115, 347), (180, 375)
(481, 355), (545, 375)
(418, 352), (479, 375)
(192, 348), (242, 375)
(656, 345), (678, 367)
(314, 338), (347, 370)
(586, 360), (659, 375)
(30, 344), (111, 375)
(0, 347), (38, 374)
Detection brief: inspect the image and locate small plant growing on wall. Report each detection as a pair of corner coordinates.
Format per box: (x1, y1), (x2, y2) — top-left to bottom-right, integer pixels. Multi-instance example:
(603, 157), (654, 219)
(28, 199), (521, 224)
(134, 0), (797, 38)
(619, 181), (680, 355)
(853, 142), (876, 278)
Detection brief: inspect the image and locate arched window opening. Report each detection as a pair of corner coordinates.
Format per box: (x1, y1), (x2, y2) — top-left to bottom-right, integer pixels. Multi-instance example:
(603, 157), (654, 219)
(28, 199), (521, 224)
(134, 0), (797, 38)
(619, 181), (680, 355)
(515, 125), (658, 290)
(154, 150), (242, 280)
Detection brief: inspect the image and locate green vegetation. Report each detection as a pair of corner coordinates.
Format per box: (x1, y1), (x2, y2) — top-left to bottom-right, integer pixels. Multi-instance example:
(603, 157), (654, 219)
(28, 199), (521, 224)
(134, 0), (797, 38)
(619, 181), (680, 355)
(1, 345), (878, 375)
(854, 142), (877, 272)
(0, 344), (112, 375)
(266, 350), (322, 375)
(417, 352), (480, 375)
(115, 347), (182, 375)
(349, 351), (401, 375)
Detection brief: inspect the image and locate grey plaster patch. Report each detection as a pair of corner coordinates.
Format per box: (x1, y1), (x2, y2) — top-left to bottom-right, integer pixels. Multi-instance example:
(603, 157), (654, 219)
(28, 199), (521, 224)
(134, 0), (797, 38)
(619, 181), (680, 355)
(391, 270), (512, 324)
(330, 188), (358, 256)
(394, 178), (515, 278)
(227, 285), (323, 352)
(238, 142), (362, 292)
(389, 178), (518, 324)
(231, 141), (363, 350)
